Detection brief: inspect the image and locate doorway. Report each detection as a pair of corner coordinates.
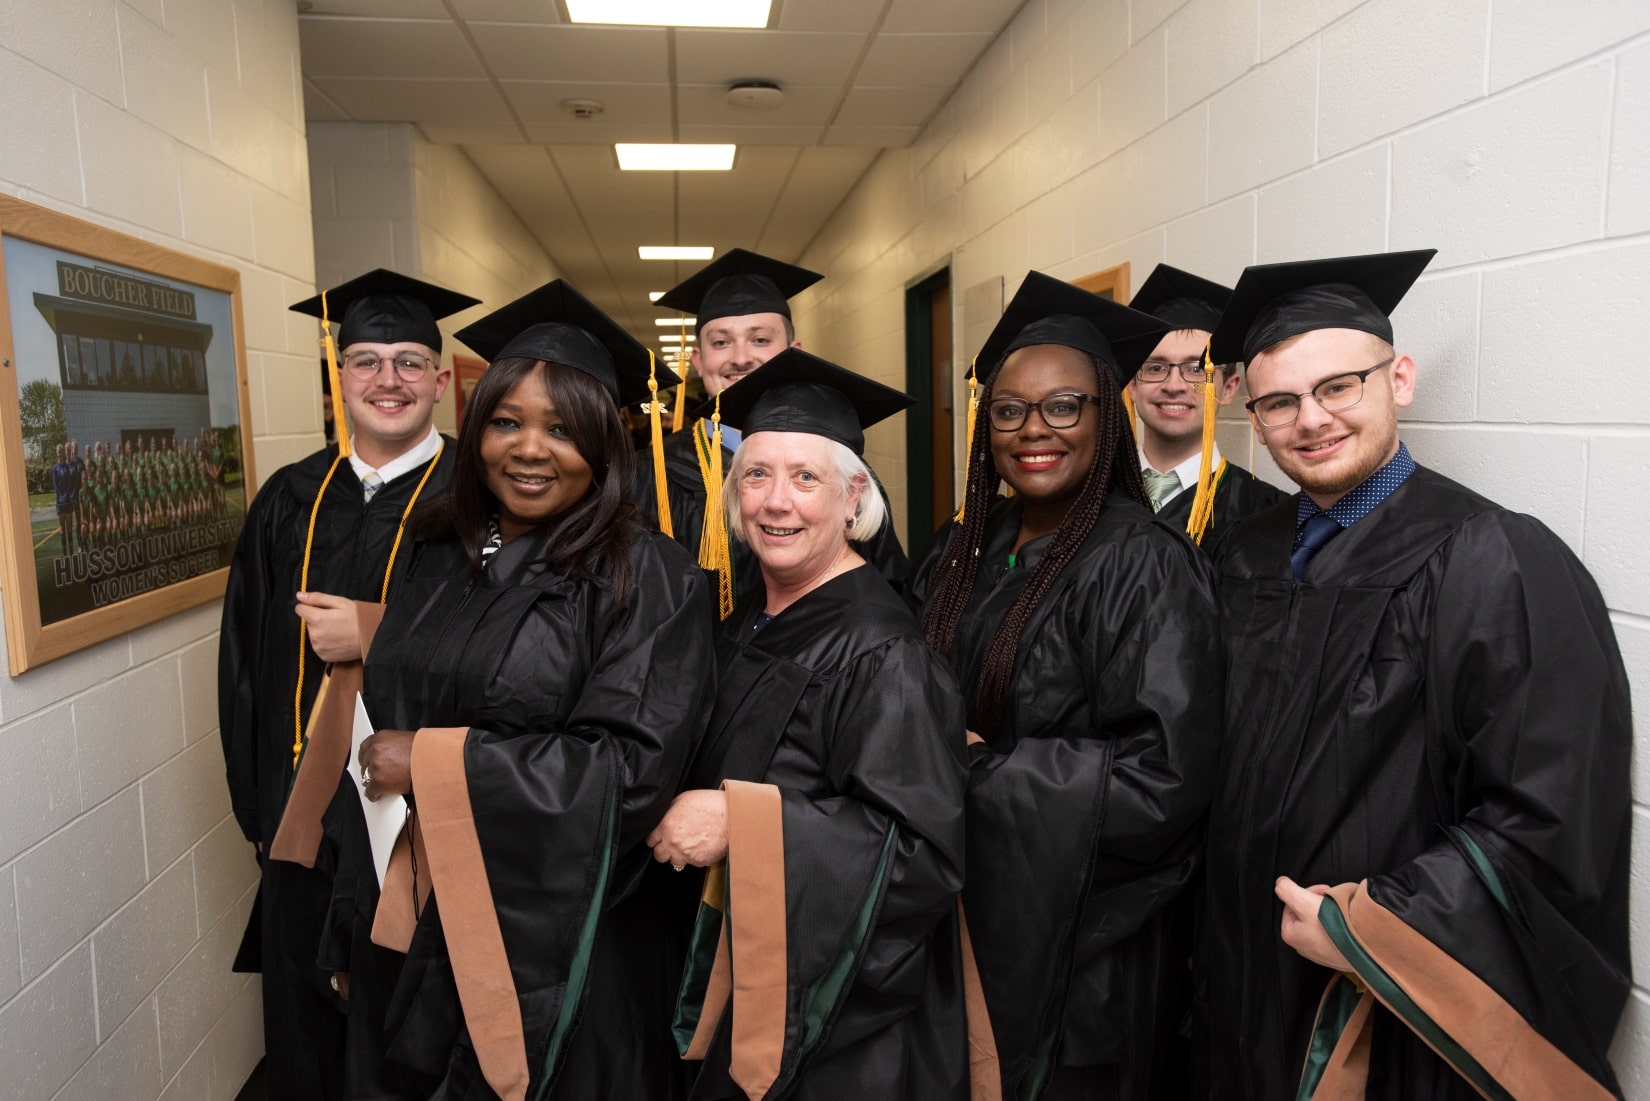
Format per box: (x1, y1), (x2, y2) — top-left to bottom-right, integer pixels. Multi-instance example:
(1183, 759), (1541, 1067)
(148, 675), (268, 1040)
(903, 267), (954, 560)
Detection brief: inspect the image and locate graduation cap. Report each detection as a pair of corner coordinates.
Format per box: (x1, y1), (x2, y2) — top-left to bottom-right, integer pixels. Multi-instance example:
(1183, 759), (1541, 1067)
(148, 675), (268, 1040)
(289, 269), (479, 352)
(656, 248), (823, 333)
(1208, 249), (1437, 366)
(697, 348), (913, 456)
(976, 271), (1170, 388)
(454, 279), (655, 408)
(1128, 264), (1231, 336)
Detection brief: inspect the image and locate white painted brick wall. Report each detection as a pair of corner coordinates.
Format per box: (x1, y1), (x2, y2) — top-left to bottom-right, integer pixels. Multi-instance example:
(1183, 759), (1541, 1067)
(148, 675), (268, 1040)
(308, 121), (557, 435)
(0, 1), (313, 1097)
(793, 0), (1650, 1076)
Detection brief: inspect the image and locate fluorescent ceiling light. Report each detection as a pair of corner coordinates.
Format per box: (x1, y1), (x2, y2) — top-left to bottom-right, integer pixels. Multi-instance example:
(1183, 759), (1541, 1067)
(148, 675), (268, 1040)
(639, 246), (714, 260)
(648, 292), (665, 302)
(659, 334), (696, 343)
(655, 317), (696, 327)
(617, 144), (736, 171)
(567, 0), (771, 29)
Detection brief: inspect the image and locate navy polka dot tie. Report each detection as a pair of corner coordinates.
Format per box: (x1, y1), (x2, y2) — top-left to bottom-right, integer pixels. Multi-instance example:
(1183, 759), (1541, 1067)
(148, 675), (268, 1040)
(1291, 512), (1343, 583)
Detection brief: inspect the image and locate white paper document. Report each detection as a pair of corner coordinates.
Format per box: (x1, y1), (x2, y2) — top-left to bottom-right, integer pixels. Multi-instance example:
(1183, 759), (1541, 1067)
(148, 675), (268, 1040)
(349, 692), (408, 886)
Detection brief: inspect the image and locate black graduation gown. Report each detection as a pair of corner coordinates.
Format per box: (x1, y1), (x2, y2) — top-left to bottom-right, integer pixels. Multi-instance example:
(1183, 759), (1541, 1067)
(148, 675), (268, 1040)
(632, 423), (911, 609)
(1195, 465), (1632, 1100)
(673, 565), (971, 1101)
(217, 441), (453, 1099)
(912, 496), (1224, 1100)
(333, 526), (715, 1101)
(1156, 460), (1287, 554)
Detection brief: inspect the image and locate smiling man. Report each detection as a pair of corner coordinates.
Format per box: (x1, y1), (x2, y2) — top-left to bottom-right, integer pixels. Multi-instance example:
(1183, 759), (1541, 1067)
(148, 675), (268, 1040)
(1193, 251), (1632, 1100)
(1126, 264), (1285, 549)
(217, 269), (478, 1099)
(633, 248), (909, 617)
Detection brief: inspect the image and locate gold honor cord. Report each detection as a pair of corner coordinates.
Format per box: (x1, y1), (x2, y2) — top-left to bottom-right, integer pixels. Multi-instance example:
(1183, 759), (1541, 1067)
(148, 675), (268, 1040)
(646, 348), (674, 537)
(953, 357), (980, 524)
(694, 400), (735, 620)
(1184, 341), (1222, 546)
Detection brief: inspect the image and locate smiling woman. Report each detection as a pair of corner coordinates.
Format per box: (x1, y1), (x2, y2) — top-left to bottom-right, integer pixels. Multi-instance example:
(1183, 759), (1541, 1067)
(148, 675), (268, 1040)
(326, 279), (716, 1101)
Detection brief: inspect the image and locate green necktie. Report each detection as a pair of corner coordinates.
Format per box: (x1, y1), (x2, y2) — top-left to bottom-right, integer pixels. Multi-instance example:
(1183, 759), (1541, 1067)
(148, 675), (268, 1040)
(1143, 468), (1181, 512)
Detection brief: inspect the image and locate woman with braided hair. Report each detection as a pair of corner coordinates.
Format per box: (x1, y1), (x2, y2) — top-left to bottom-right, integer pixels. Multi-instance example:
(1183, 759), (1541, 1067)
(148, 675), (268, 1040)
(912, 272), (1225, 1100)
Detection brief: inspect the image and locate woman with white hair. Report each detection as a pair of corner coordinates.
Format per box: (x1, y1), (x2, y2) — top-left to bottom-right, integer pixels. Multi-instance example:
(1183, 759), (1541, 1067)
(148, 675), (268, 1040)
(647, 349), (986, 1100)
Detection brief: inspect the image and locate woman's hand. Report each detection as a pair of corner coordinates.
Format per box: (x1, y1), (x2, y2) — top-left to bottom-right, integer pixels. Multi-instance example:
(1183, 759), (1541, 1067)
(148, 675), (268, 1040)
(359, 729), (415, 801)
(295, 591), (363, 663)
(646, 789), (729, 869)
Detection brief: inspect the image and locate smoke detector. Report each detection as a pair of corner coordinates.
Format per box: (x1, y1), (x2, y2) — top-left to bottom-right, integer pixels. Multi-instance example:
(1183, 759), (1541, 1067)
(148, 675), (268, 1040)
(727, 82), (784, 111)
(562, 98), (606, 120)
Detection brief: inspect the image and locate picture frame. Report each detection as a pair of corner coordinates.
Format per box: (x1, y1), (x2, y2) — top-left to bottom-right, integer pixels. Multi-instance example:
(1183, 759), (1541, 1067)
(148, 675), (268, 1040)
(0, 195), (255, 673)
(1071, 261), (1131, 303)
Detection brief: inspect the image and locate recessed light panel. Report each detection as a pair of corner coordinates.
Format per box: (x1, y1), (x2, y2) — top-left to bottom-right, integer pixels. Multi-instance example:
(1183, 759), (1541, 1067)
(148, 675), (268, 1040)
(639, 246), (715, 260)
(567, 0), (771, 29)
(617, 144), (736, 171)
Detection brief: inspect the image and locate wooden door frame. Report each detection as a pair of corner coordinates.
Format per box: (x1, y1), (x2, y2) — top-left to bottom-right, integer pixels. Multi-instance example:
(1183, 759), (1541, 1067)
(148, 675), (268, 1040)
(903, 266), (952, 560)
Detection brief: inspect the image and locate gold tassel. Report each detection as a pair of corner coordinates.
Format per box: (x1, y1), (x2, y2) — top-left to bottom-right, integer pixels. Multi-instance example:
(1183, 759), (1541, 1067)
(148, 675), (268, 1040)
(695, 397), (735, 620)
(672, 317), (689, 432)
(1122, 384), (1138, 440)
(1184, 342), (1221, 546)
(321, 290), (351, 459)
(953, 358), (979, 524)
(646, 349), (674, 537)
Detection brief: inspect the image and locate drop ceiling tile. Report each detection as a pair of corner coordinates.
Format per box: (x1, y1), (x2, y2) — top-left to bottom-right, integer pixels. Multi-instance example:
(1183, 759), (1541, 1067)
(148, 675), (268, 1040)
(834, 85), (948, 127)
(299, 17), (485, 79)
(418, 122), (526, 143)
(311, 78), (514, 125)
(677, 82), (839, 128)
(674, 30), (867, 85)
(777, 0), (888, 31)
(677, 124), (826, 144)
(521, 121), (677, 143)
(303, 79), (352, 121)
(450, 0), (568, 21)
(881, 0), (1024, 34)
(822, 124), (919, 145)
(467, 23), (669, 82)
(303, 0), (448, 16)
(502, 81), (672, 124)
(856, 32), (993, 85)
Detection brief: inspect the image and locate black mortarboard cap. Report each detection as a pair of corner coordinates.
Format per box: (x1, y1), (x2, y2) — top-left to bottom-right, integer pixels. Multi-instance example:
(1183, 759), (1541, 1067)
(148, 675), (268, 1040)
(1208, 249), (1437, 365)
(1129, 264), (1231, 335)
(656, 248), (823, 333)
(693, 348), (913, 456)
(454, 279), (654, 407)
(289, 269), (479, 352)
(975, 271), (1169, 388)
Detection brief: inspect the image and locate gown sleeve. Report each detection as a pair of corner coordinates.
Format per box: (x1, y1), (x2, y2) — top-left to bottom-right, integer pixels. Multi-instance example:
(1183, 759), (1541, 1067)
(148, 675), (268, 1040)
(964, 539), (1223, 1086)
(677, 636), (968, 1100)
(375, 547), (717, 1101)
(216, 474), (285, 843)
(1300, 511), (1632, 1100)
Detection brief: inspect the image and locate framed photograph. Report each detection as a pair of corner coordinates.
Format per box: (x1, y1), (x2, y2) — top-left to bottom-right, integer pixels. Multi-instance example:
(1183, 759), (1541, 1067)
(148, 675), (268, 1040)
(1071, 261), (1130, 303)
(0, 195), (254, 673)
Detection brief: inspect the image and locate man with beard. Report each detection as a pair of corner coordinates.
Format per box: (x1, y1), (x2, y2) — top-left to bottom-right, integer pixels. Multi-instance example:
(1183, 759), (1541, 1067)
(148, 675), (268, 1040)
(217, 269), (478, 1098)
(1194, 250), (1632, 1099)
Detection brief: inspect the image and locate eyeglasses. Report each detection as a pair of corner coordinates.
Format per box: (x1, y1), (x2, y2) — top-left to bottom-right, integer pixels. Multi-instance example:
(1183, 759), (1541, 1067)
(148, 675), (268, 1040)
(1136, 358), (1210, 384)
(987, 392), (1099, 431)
(343, 351), (437, 382)
(1244, 358), (1394, 427)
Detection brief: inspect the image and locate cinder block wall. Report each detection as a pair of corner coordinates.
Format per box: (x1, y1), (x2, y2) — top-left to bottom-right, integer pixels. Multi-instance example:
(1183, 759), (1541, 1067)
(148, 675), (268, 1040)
(307, 121), (558, 435)
(792, 0), (1650, 1088)
(0, 1), (316, 1098)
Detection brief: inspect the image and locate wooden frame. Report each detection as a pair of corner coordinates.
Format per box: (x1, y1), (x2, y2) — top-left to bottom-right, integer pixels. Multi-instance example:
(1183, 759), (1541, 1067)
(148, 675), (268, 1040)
(0, 195), (255, 673)
(450, 353), (488, 428)
(1071, 261), (1131, 304)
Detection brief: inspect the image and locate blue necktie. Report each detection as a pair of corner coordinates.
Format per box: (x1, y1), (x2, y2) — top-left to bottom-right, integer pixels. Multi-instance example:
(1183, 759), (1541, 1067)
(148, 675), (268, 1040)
(1291, 513), (1342, 582)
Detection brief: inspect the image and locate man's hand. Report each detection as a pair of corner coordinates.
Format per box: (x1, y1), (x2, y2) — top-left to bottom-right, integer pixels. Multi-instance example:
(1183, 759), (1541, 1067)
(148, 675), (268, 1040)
(1276, 876), (1352, 971)
(295, 591), (362, 663)
(646, 789), (729, 869)
(359, 729), (414, 801)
